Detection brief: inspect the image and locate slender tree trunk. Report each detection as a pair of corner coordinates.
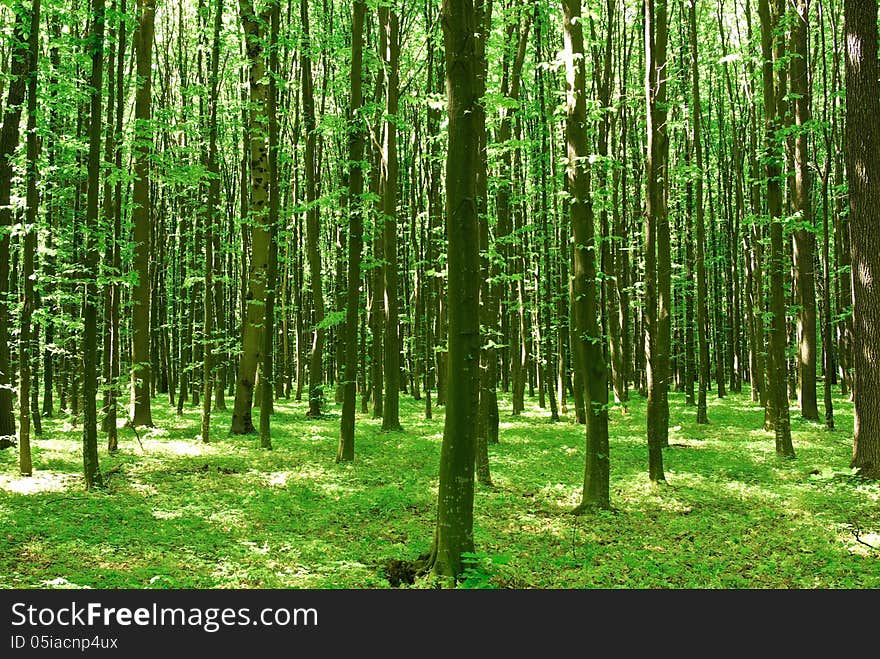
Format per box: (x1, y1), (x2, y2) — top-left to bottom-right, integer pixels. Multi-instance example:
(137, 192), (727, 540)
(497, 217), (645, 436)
(536, 7), (558, 423)
(338, 0), (366, 462)
(473, 0), (492, 484)
(689, 0), (709, 424)
(201, 0), (223, 444)
(302, 0), (325, 418)
(380, 5), (402, 432)
(259, 0), (280, 449)
(18, 0), (41, 476)
(82, 0), (105, 489)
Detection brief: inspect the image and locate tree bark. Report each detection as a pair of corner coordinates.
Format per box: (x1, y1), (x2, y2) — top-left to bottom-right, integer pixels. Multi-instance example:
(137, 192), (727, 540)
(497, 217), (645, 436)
(689, 0), (709, 424)
(231, 0), (272, 434)
(423, 0), (480, 580)
(18, 0), (41, 476)
(130, 0), (155, 427)
(564, 0), (610, 510)
(201, 0), (223, 444)
(82, 0), (105, 489)
(759, 0), (794, 458)
(645, 0), (668, 480)
(0, 3), (29, 441)
(302, 0), (325, 418)
(791, 0), (819, 421)
(845, 0), (880, 478)
(380, 5), (402, 432)
(338, 0), (366, 462)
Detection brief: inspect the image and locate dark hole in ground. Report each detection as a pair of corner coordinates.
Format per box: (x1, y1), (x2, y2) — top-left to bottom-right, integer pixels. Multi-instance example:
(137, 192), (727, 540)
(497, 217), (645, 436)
(382, 553), (429, 587)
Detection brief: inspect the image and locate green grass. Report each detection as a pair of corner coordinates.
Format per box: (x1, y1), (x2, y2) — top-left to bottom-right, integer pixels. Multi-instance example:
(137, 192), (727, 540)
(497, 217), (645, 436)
(1, 386), (878, 588)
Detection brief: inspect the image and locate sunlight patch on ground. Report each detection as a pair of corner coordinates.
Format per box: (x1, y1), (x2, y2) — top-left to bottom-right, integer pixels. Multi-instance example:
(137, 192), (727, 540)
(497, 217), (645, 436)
(0, 470), (79, 494)
(128, 481), (159, 496)
(838, 526), (880, 557)
(142, 438), (220, 456)
(151, 509), (183, 520)
(42, 577), (92, 589)
(260, 470), (291, 487)
(208, 508), (248, 532)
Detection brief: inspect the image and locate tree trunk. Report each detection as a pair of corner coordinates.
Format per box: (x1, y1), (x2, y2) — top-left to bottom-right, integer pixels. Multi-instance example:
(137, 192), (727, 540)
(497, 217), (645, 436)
(0, 3), (29, 442)
(473, 0), (492, 484)
(791, 0), (819, 421)
(845, 0), (880, 478)
(564, 0), (610, 510)
(759, 0), (794, 458)
(689, 0), (709, 424)
(18, 0), (41, 476)
(201, 0), (223, 444)
(423, 0), (480, 580)
(302, 0), (325, 419)
(231, 0), (272, 434)
(82, 0), (105, 489)
(338, 0), (366, 462)
(130, 0), (155, 427)
(644, 0), (668, 480)
(380, 5), (402, 432)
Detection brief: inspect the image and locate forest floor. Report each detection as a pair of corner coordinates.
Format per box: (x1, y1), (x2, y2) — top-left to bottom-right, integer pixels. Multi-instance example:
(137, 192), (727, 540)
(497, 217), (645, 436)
(1, 387), (878, 588)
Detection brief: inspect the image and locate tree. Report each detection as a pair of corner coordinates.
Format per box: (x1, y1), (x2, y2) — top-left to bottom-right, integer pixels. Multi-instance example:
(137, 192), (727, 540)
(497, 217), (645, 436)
(338, 0), (367, 462)
(688, 0), (709, 425)
(645, 0), (669, 481)
(422, 0), (480, 579)
(564, 0), (610, 510)
(791, 0), (819, 422)
(259, 0), (280, 450)
(201, 0), (223, 445)
(18, 0), (41, 477)
(301, 0), (325, 419)
(82, 0), (106, 489)
(130, 0), (156, 427)
(231, 0), (272, 435)
(844, 0), (880, 478)
(759, 0), (795, 458)
(0, 2), (30, 443)
(380, 3), (402, 432)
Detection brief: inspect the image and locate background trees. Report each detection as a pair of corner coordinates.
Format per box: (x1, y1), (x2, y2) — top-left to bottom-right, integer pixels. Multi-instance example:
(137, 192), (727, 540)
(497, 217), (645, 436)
(0, 0), (876, 580)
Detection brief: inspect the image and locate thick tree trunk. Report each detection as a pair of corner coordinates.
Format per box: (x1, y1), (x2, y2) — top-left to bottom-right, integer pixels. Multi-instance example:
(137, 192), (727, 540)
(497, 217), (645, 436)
(0, 4), (29, 441)
(644, 0), (668, 480)
(845, 0), (880, 478)
(130, 0), (155, 427)
(759, 0), (794, 458)
(231, 0), (272, 434)
(424, 0), (480, 580)
(564, 0), (610, 510)
(791, 0), (819, 421)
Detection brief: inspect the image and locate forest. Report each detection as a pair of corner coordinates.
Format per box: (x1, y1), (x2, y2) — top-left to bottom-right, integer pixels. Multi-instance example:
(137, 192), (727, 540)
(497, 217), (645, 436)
(0, 0), (878, 589)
